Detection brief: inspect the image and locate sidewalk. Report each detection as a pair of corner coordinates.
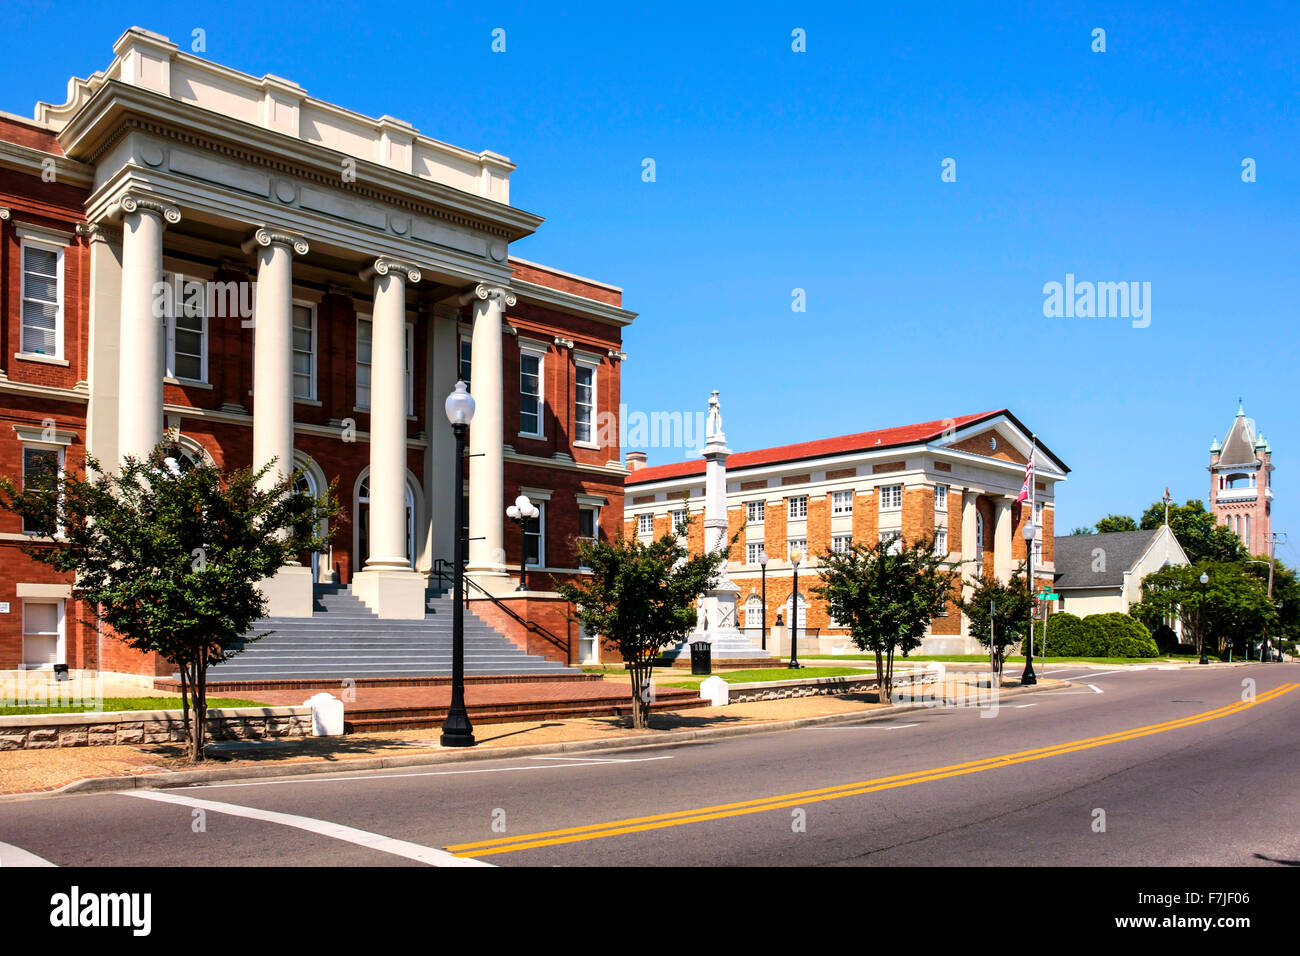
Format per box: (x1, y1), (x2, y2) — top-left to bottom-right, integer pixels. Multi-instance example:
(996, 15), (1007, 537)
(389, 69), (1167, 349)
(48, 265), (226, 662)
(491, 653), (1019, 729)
(0, 673), (1060, 798)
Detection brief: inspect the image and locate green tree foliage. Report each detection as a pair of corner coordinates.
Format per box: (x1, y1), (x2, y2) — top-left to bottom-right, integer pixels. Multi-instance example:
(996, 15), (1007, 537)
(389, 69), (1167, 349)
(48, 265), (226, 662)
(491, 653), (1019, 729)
(1044, 612), (1157, 657)
(1094, 514), (1139, 533)
(1043, 612), (1088, 655)
(957, 568), (1033, 679)
(1132, 561), (1277, 658)
(1069, 526), (1094, 536)
(1137, 499), (1246, 563)
(814, 531), (955, 702)
(554, 510), (730, 729)
(0, 448), (336, 761)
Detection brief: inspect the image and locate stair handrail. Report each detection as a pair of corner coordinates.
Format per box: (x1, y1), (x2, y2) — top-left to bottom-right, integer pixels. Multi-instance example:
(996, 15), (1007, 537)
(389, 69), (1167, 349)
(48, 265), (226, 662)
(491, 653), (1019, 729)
(458, 574), (571, 659)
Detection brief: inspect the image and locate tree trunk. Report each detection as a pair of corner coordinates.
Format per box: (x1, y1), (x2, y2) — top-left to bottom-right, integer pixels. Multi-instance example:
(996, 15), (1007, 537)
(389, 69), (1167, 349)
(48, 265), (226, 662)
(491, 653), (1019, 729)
(178, 660), (191, 743)
(875, 649), (887, 704)
(885, 645), (895, 702)
(187, 659), (208, 763)
(628, 659), (652, 730)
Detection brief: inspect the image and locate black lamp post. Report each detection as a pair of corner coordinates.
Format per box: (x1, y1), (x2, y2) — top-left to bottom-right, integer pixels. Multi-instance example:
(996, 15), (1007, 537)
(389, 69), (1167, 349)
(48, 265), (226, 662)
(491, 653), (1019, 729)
(759, 550), (769, 651)
(440, 380), (476, 748)
(1020, 518), (1037, 686)
(1199, 571), (1210, 665)
(506, 494), (540, 592)
(789, 548), (802, 669)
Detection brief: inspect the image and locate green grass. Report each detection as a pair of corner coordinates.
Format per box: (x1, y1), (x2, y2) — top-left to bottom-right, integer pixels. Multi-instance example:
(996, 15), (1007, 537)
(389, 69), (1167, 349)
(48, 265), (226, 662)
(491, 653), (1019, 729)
(663, 666), (869, 689)
(803, 654), (1179, 665)
(0, 697), (268, 717)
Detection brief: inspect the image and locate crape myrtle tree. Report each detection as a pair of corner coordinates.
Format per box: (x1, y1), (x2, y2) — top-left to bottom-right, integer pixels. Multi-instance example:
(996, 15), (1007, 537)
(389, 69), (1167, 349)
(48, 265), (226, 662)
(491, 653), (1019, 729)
(554, 510), (732, 730)
(1132, 560), (1276, 658)
(0, 446), (337, 761)
(957, 567), (1033, 681)
(814, 530), (955, 702)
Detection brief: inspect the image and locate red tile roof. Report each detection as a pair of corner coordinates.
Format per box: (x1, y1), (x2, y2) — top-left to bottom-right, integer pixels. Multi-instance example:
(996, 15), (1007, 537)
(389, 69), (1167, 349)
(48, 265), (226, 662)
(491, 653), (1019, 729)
(626, 409), (1007, 485)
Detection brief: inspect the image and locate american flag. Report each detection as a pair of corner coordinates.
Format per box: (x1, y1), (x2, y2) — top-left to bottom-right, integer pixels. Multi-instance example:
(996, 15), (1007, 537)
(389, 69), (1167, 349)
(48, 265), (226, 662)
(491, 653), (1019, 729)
(1015, 449), (1034, 505)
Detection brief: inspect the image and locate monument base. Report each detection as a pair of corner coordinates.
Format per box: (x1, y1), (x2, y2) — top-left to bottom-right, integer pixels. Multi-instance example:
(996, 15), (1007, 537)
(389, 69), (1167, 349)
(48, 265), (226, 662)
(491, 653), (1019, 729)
(662, 627), (775, 662)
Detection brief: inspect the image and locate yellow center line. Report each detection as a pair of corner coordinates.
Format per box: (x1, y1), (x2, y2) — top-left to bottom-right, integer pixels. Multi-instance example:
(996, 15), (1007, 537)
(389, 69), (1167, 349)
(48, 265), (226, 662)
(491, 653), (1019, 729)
(446, 683), (1297, 858)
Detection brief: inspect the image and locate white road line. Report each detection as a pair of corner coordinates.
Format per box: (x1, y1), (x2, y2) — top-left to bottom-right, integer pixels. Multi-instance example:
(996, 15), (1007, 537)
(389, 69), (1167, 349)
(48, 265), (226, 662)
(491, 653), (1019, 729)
(1012, 703), (1037, 709)
(0, 840), (57, 867)
(123, 790), (491, 867)
(526, 755), (671, 763)
(170, 754), (674, 791)
(811, 723), (920, 730)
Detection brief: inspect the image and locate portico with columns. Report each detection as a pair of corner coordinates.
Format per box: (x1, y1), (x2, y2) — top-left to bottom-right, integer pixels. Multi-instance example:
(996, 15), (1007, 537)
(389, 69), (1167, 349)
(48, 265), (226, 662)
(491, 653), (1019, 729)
(0, 26), (635, 676)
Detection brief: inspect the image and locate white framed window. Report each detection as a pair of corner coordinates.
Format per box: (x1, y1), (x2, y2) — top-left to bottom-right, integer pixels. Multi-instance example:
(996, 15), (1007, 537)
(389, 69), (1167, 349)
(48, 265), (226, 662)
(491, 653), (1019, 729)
(292, 301), (316, 400)
(1034, 500), (1044, 524)
(935, 528), (948, 555)
(637, 513), (654, 536)
(356, 316), (413, 413)
(788, 537), (807, 560)
(745, 596), (764, 628)
(524, 501), (545, 567)
(21, 445), (62, 535)
(1033, 538), (1043, 565)
(164, 273), (208, 382)
(575, 361), (597, 445)
(746, 542), (764, 564)
(976, 513), (985, 556)
(788, 495), (808, 520)
(671, 508), (688, 530)
(879, 530), (902, 554)
(832, 490), (853, 515)
(459, 335), (472, 387)
(20, 240), (64, 358)
(879, 484), (902, 512)
(934, 484), (949, 512)
(22, 599), (64, 669)
(578, 505), (599, 569)
(519, 347), (545, 437)
(832, 534), (852, 554)
(785, 593), (808, 629)
(746, 500), (765, 523)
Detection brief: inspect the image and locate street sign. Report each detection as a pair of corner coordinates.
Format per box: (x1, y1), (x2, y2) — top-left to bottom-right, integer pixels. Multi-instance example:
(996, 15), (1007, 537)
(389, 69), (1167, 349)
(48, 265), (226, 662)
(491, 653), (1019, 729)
(1036, 592), (1059, 601)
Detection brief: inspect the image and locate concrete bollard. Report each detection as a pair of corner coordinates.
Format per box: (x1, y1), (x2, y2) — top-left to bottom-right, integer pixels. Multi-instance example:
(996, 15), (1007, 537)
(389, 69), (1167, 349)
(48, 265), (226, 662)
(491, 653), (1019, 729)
(699, 675), (730, 707)
(303, 692), (344, 736)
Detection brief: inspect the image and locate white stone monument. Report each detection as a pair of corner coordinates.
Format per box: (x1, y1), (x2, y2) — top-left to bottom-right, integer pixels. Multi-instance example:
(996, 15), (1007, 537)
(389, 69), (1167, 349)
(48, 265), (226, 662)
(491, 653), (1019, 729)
(666, 391), (774, 662)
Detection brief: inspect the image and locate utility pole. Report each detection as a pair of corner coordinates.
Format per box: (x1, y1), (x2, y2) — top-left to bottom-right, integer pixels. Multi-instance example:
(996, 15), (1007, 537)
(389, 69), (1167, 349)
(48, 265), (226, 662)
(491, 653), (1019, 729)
(1263, 532), (1287, 661)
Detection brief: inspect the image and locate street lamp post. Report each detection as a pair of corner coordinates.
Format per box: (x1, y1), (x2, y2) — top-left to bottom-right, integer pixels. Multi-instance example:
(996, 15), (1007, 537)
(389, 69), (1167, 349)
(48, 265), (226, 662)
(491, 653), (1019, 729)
(759, 550), (769, 651)
(789, 549), (802, 669)
(440, 381), (476, 748)
(1020, 519), (1037, 686)
(506, 494), (540, 592)
(1199, 571), (1210, 665)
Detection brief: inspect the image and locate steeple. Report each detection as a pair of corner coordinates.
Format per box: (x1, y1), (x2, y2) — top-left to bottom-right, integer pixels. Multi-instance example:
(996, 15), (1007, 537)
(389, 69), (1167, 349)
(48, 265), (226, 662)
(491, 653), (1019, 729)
(1210, 400), (1272, 557)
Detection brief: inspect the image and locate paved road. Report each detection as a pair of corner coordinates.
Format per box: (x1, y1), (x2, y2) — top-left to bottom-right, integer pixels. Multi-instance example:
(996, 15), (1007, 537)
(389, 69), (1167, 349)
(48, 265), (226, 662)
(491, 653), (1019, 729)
(0, 664), (1296, 867)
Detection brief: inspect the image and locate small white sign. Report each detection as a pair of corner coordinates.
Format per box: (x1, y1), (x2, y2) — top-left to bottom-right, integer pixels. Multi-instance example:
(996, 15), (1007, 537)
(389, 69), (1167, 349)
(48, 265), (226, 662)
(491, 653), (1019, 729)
(0, 602), (9, 613)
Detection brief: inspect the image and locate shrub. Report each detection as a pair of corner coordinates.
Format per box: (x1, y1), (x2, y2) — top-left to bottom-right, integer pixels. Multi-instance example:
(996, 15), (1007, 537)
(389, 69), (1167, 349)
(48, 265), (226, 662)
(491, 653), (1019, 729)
(1150, 622), (1180, 654)
(1083, 613), (1159, 658)
(1042, 612), (1089, 656)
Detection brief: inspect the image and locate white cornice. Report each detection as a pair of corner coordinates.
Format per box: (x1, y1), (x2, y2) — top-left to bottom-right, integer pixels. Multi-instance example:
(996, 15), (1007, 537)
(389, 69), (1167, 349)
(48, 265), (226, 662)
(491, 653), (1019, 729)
(0, 380), (88, 403)
(0, 140), (94, 188)
(511, 278), (637, 328)
(504, 449), (627, 478)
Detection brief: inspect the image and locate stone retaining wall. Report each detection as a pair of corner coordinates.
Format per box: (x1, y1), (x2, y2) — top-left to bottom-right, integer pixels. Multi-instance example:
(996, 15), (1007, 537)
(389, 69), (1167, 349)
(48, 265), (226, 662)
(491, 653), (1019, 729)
(0, 707), (313, 750)
(724, 671), (935, 704)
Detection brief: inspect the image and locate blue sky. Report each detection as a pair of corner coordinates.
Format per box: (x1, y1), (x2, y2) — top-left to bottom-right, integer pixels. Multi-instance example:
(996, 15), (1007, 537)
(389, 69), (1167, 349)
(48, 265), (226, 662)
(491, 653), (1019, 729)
(3, 1), (1297, 559)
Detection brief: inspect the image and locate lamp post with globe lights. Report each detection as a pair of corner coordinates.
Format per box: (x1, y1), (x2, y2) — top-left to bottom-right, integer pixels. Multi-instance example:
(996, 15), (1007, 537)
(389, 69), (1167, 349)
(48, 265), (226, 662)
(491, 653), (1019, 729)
(1020, 518), (1038, 686)
(759, 550), (769, 651)
(440, 380), (476, 748)
(1199, 570), (1210, 665)
(506, 494), (540, 591)
(789, 548), (802, 669)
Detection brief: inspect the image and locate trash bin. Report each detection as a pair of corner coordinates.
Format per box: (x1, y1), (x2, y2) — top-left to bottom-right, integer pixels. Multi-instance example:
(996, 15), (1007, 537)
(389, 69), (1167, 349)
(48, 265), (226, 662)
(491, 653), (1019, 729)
(690, 640), (712, 676)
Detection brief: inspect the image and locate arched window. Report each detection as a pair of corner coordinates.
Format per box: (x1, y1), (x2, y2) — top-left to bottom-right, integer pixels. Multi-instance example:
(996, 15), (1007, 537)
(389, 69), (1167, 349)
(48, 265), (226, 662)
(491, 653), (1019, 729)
(745, 595), (763, 628)
(354, 471), (419, 572)
(975, 513), (985, 557)
(784, 592), (808, 630)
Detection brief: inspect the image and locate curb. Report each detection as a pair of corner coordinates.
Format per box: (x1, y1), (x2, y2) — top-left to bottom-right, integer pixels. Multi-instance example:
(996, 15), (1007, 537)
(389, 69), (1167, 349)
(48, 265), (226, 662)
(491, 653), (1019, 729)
(3, 679), (1065, 801)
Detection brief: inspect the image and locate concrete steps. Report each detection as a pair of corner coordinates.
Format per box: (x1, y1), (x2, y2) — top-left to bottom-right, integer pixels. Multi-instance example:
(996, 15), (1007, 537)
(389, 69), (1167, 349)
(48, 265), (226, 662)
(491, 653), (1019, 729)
(188, 583), (576, 683)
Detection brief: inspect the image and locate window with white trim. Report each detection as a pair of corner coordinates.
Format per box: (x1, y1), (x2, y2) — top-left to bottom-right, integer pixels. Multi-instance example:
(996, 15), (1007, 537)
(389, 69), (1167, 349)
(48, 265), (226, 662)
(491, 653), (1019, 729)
(20, 240), (63, 358)
(459, 335), (472, 386)
(788, 538), (807, 560)
(934, 484), (949, 512)
(1033, 538), (1043, 565)
(524, 501), (545, 567)
(292, 302), (316, 400)
(879, 484), (902, 512)
(21, 446), (61, 535)
(832, 534), (852, 554)
(671, 508), (687, 530)
(746, 500), (765, 523)
(976, 513), (985, 556)
(575, 361), (597, 444)
(745, 596), (763, 628)
(832, 490), (853, 515)
(788, 495), (808, 520)
(1034, 500), (1044, 524)
(578, 505), (599, 569)
(520, 348), (544, 436)
(935, 528), (948, 555)
(637, 513), (653, 536)
(164, 273), (207, 382)
(746, 542), (764, 564)
(22, 599), (63, 669)
(879, 530), (902, 554)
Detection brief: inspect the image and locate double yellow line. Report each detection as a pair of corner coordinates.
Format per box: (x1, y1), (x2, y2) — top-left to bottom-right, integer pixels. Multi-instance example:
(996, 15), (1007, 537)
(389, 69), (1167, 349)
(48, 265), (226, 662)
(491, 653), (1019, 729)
(446, 682), (1298, 859)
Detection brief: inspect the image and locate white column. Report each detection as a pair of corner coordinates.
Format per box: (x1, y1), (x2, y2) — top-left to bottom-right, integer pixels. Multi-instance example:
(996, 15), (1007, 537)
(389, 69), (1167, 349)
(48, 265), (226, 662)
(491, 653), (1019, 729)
(460, 283), (515, 583)
(423, 304), (460, 573)
(117, 195), (179, 464)
(351, 258), (428, 619)
(994, 497), (1013, 583)
(242, 228), (308, 490)
(81, 222), (123, 469)
(242, 228), (313, 617)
